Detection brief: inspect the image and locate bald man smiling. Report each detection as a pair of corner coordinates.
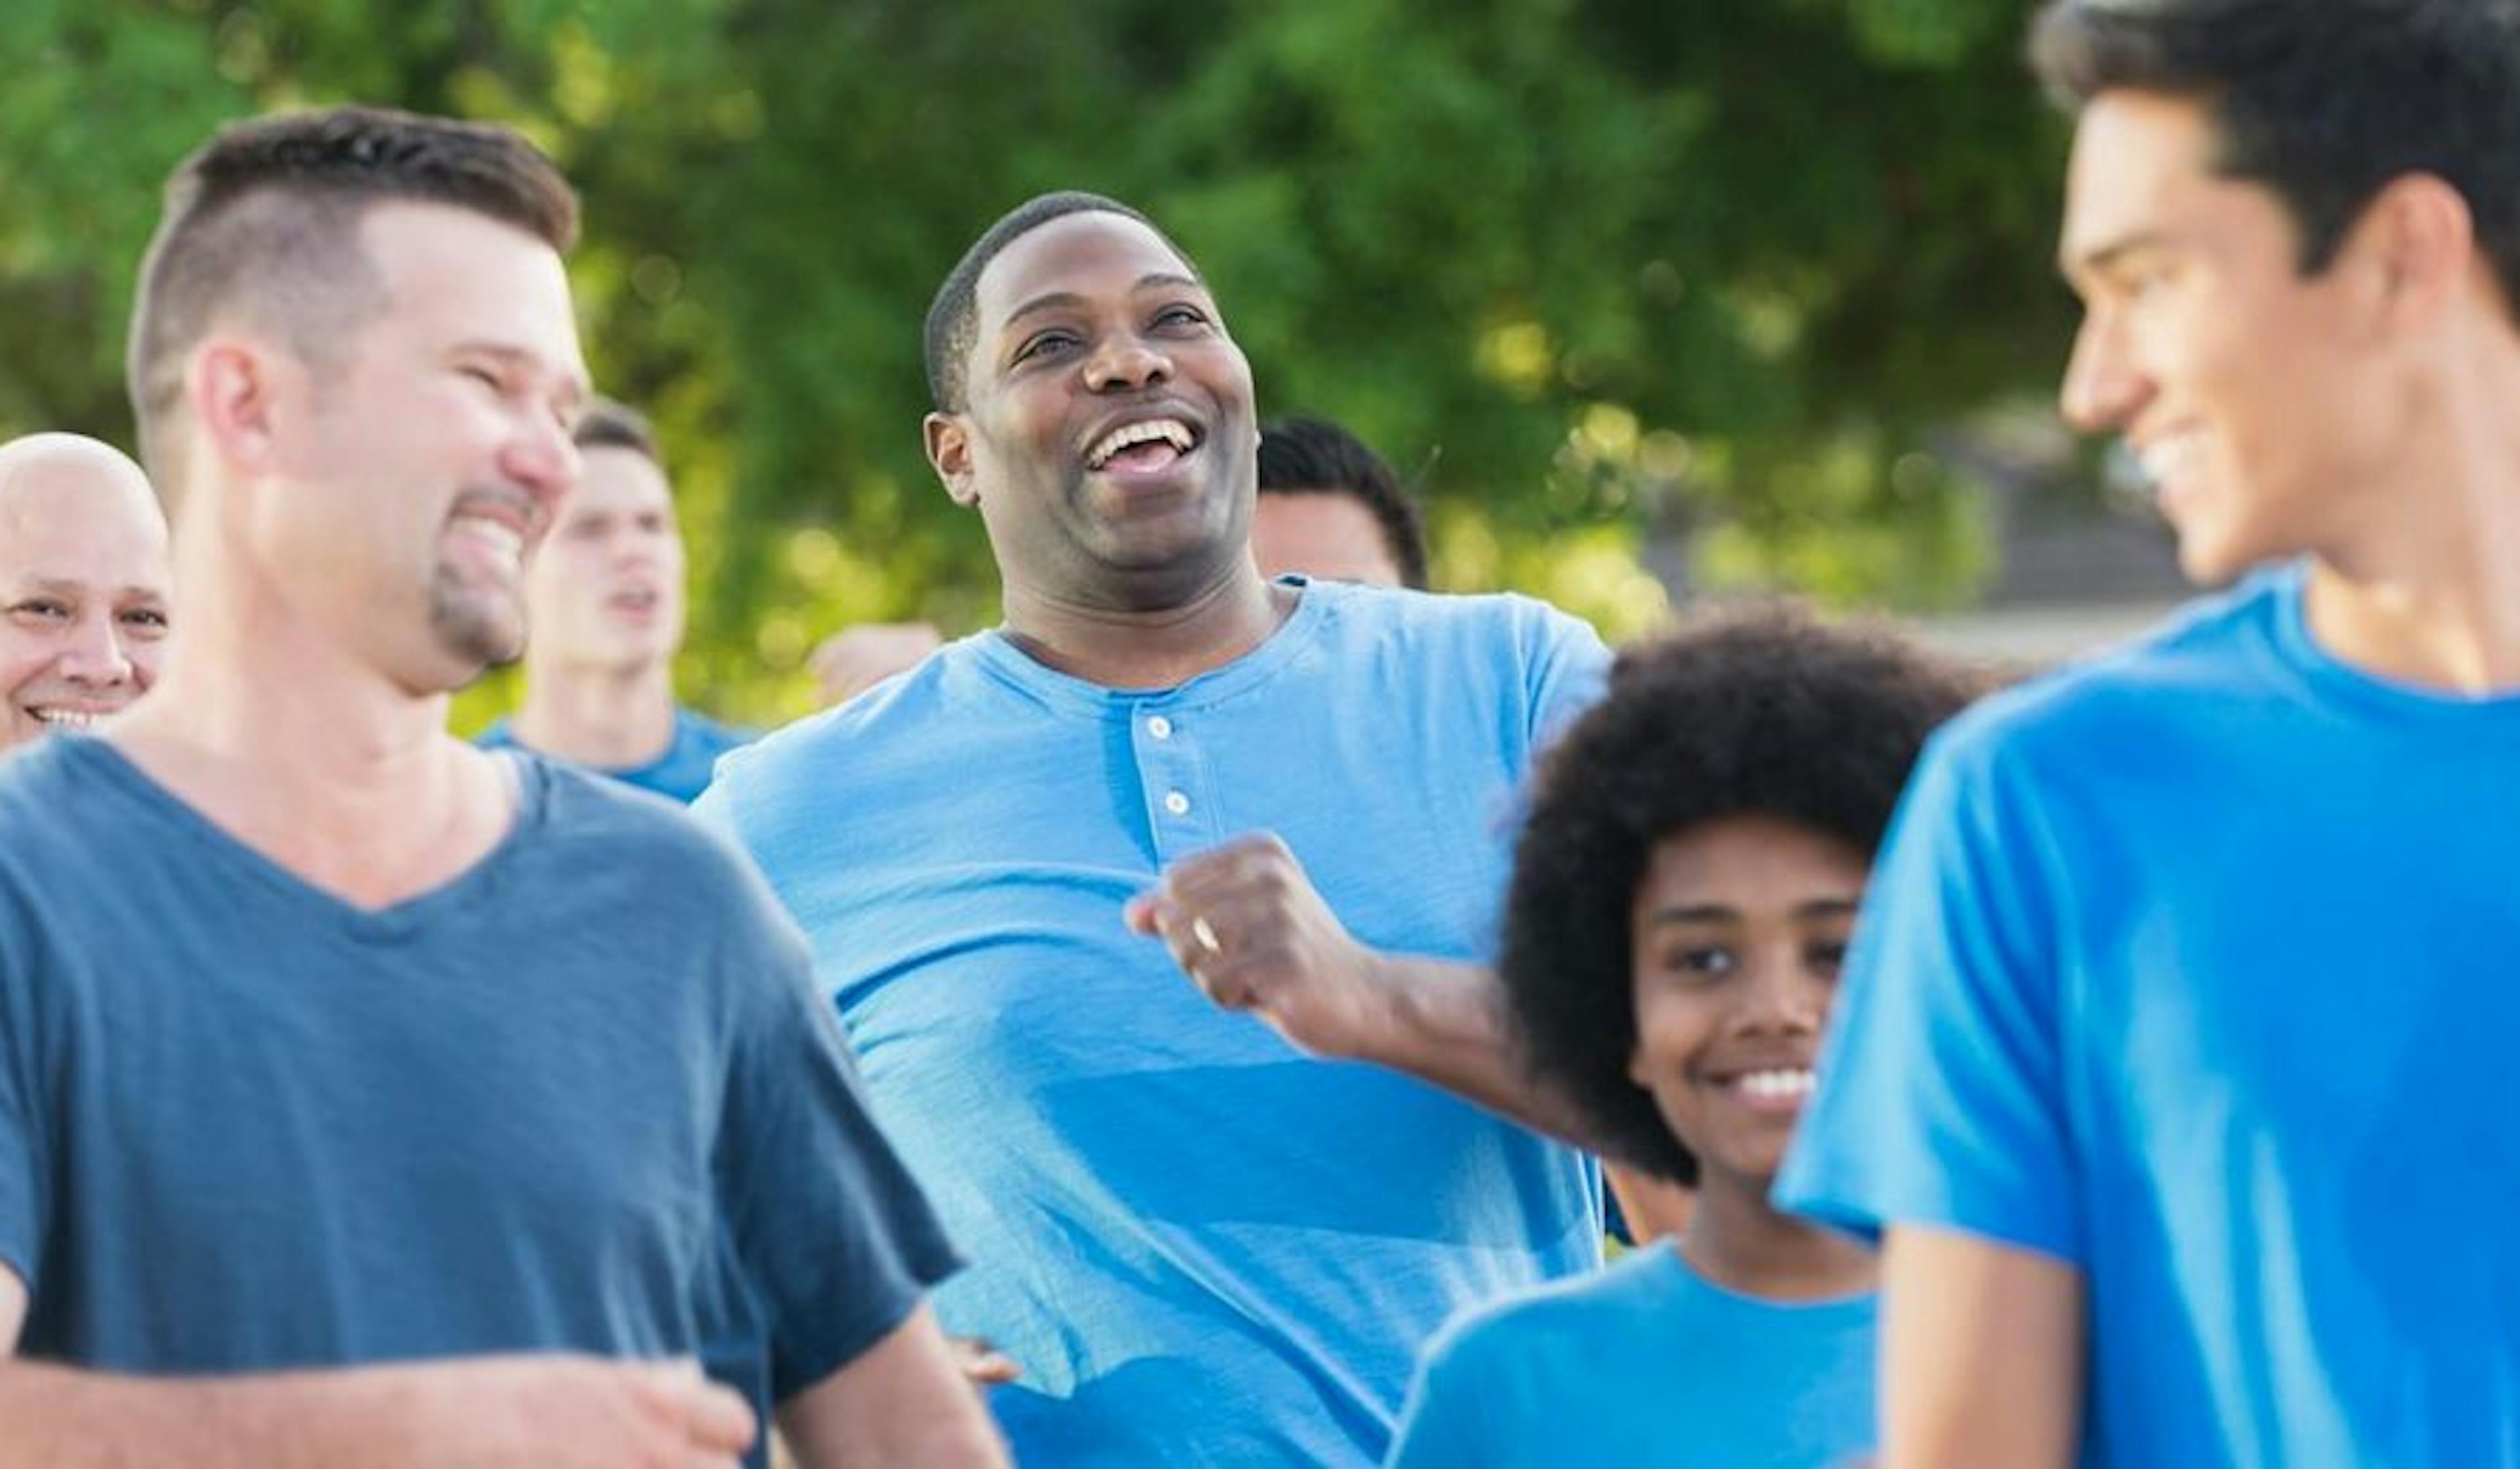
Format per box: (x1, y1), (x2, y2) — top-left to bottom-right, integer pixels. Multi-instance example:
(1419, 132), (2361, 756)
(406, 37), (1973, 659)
(0, 433), (170, 749)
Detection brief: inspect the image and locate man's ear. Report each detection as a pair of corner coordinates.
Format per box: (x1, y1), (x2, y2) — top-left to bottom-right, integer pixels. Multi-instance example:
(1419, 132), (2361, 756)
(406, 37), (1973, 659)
(2349, 173), (2476, 339)
(925, 411), (980, 509)
(191, 337), (289, 477)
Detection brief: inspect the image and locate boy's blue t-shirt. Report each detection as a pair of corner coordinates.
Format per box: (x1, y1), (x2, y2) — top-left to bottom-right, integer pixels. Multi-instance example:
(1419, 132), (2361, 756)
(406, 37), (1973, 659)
(1387, 1243), (1876, 1468)
(478, 705), (751, 802)
(1778, 563), (2520, 1466)
(698, 579), (1608, 1466)
(0, 738), (956, 1453)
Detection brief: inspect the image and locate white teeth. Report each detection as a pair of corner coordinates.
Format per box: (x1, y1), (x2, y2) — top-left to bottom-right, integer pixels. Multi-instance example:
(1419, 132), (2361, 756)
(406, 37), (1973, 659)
(2137, 433), (2200, 489)
(31, 709), (98, 730)
(1086, 418), (1195, 469)
(454, 516), (524, 565)
(1734, 1068), (1816, 1101)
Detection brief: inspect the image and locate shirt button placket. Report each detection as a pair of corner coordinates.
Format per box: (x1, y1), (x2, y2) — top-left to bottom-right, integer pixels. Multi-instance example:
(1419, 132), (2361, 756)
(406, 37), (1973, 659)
(1137, 706), (1207, 859)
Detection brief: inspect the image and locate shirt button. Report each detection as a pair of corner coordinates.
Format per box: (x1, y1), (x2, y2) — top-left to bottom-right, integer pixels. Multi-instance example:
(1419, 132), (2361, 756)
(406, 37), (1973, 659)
(1148, 716), (1174, 740)
(1163, 791), (1191, 817)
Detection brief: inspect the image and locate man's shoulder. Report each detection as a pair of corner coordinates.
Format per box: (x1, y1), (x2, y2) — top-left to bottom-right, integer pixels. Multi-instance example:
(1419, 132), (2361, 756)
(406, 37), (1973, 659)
(1309, 579), (1588, 644)
(0, 738), (148, 870)
(1933, 573), (2290, 775)
(526, 756), (757, 881)
(715, 643), (992, 787)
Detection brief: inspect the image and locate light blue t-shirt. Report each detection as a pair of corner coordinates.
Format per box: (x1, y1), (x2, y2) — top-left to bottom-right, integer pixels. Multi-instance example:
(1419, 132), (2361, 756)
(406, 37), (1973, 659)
(1387, 1243), (1876, 1468)
(1777, 563), (2520, 1466)
(479, 704), (751, 802)
(698, 579), (1608, 1466)
(0, 738), (957, 1465)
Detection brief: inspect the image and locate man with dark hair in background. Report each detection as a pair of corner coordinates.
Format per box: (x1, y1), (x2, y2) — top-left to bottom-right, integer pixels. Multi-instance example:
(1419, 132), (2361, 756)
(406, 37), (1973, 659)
(1780, 3), (2520, 1464)
(0, 106), (1001, 1468)
(482, 398), (750, 802)
(702, 190), (1608, 1464)
(1251, 415), (1429, 590)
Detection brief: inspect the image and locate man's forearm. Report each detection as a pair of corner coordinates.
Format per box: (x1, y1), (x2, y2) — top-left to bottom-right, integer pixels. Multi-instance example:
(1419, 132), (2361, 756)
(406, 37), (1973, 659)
(0, 1353), (755, 1469)
(1347, 953), (1610, 1153)
(0, 1358), (421, 1469)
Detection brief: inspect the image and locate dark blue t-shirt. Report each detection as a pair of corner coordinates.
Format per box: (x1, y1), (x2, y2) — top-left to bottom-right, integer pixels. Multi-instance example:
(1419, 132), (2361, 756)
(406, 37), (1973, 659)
(479, 705), (752, 803)
(0, 737), (954, 1447)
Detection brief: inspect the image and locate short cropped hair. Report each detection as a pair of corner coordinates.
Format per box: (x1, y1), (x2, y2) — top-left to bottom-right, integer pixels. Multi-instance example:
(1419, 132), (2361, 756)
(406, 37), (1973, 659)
(1255, 417), (1431, 590)
(128, 105), (578, 483)
(572, 397), (660, 464)
(1500, 606), (1983, 1184)
(2031, 0), (2520, 309)
(923, 190), (1192, 414)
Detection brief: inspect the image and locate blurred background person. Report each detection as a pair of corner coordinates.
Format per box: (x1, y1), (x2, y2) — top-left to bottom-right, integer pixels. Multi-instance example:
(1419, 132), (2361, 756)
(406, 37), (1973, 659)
(481, 398), (750, 800)
(1250, 415), (1429, 590)
(1389, 607), (1979, 1468)
(0, 433), (169, 751)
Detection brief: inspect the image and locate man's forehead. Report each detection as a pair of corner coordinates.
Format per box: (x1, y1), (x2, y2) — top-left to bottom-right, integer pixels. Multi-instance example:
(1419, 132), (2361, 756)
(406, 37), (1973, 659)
(572, 445), (672, 508)
(975, 211), (1204, 325)
(357, 203), (589, 375)
(2061, 90), (2221, 265)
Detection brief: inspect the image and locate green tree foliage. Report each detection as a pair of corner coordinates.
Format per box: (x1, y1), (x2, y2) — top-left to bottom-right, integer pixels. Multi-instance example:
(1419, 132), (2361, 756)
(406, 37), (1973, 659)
(0, 0), (2075, 724)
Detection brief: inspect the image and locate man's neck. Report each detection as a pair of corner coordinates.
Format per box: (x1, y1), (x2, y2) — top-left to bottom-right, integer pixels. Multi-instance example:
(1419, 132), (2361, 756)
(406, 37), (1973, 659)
(510, 659), (680, 770)
(107, 578), (512, 912)
(1000, 560), (1293, 690)
(2305, 394), (2520, 694)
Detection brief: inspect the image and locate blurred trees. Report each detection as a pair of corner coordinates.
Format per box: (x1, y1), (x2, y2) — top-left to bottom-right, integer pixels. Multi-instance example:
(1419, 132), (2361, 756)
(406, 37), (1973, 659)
(0, 0), (2076, 724)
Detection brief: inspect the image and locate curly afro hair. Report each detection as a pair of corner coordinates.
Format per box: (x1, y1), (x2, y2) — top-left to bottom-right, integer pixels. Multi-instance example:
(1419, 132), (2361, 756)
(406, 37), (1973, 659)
(1501, 603), (1986, 1184)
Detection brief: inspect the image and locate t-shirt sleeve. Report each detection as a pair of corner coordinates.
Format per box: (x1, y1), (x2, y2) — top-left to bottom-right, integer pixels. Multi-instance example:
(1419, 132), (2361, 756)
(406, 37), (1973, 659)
(1521, 600), (1612, 753)
(1384, 1310), (1504, 1469)
(714, 872), (961, 1400)
(0, 949), (41, 1298)
(1773, 722), (2086, 1266)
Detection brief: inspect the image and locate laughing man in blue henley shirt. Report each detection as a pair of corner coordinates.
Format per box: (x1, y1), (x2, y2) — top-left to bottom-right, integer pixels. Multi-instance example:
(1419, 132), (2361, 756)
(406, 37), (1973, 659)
(696, 192), (1608, 1466)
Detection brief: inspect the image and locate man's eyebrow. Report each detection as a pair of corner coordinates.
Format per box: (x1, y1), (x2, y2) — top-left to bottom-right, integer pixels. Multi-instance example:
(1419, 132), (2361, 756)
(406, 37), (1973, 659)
(452, 340), (591, 406)
(1003, 274), (1211, 332)
(2061, 229), (2170, 280)
(1003, 291), (1085, 331)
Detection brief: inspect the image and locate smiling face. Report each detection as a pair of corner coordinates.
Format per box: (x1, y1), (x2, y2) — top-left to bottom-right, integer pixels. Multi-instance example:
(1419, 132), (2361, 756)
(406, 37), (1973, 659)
(2058, 91), (2410, 585)
(246, 201), (588, 692)
(925, 210), (1259, 610)
(1628, 814), (1868, 1197)
(0, 443), (171, 748)
(522, 444), (685, 674)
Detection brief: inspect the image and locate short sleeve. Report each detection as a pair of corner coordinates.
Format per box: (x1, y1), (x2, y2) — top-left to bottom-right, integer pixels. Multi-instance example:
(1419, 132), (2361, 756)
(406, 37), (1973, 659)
(1773, 722), (2086, 1266)
(1385, 1310), (1506, 1469)
(713, 871), (961, 1399)
(0, 924), (47, 1297)
(1521, 601), (1612, 753)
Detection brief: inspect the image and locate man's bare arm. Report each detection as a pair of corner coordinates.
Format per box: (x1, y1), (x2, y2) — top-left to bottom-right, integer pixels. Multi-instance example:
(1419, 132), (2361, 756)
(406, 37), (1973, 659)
(1125, 832), (1603, 1150)
(0, 1268), (757, 1468)
(1880, 1224), (2085, 1469)
(776, 1304), (1007, 1468)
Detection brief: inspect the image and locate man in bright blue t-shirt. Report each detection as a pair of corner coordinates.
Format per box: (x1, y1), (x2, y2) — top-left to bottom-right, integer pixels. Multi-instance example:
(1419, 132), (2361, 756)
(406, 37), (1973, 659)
(479, 398), (749, 802)
(699, 192), (1607, 1465)
(1778, 4), (2520, 1465)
